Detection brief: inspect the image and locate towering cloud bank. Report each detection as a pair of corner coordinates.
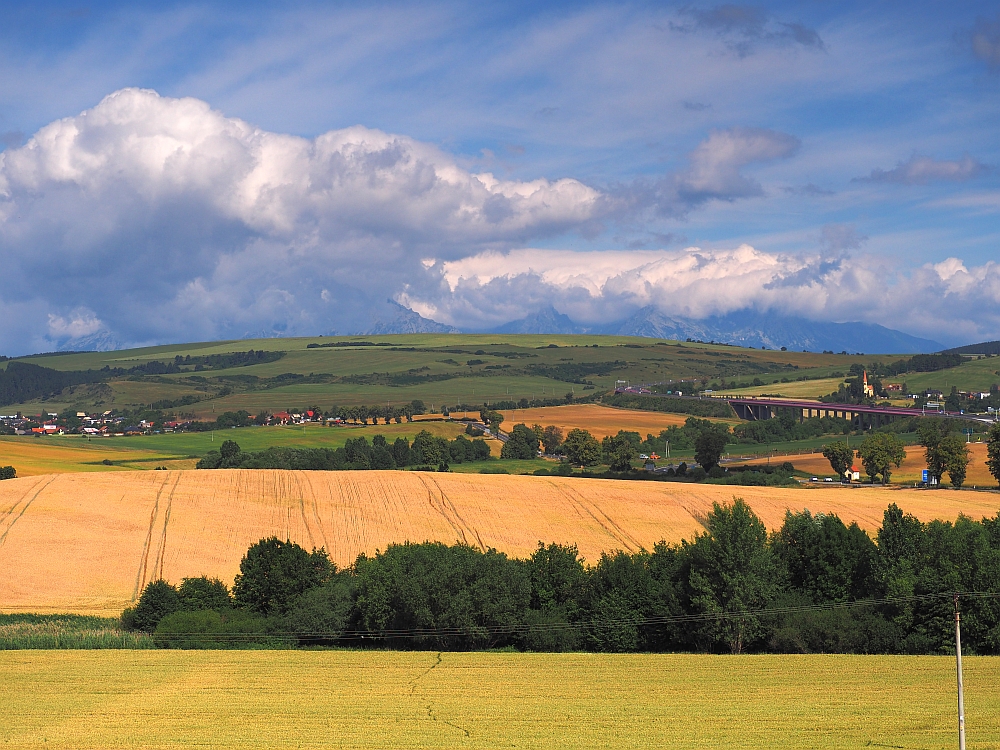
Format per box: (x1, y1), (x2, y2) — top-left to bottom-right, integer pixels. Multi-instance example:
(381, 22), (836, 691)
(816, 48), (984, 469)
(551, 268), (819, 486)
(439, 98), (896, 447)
(0, 89), (597, 351)
(0, 89), (997, 353)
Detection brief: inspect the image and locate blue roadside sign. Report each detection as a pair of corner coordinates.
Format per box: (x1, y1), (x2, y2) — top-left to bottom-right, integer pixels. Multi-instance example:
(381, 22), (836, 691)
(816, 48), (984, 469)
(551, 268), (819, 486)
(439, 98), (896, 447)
(922, 469), (929, 483)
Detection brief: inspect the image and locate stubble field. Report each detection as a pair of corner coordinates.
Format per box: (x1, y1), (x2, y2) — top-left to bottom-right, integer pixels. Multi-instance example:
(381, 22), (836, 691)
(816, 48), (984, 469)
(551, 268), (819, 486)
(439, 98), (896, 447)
(486, 402), (735, 440)
(2, 469), (997, 614)
(1, 650), (998, 749)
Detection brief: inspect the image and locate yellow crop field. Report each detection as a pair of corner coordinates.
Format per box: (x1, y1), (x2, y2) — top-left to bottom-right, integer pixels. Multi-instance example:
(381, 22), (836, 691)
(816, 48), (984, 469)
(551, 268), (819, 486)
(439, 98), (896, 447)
(0, 437), (193, 476)
(762, 442), (1000, 487)
(1, 651), (998, 749)
(2, 470), (997, 615)
(457, 403), (734, 440)
(717, 376), (846, 399)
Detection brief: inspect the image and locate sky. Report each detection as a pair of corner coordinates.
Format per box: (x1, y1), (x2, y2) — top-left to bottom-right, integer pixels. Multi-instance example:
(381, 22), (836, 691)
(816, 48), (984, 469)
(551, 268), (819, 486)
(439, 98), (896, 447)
(0, 1), (998, 354)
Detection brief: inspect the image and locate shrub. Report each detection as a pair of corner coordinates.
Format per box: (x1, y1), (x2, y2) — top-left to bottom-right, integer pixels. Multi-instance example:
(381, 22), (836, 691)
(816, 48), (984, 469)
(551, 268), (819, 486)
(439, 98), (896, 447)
(178, 576), (232, 611)
(153, 609), (274, 649)
(233, 538), (332, 616)
(129, 580), (180, 631)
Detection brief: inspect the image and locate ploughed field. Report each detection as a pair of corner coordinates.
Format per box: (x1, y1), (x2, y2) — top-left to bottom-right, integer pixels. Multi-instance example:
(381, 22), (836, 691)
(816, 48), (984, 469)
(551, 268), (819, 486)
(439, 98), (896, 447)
(2, 651), (998, 749)
(2, 470), (998, 615)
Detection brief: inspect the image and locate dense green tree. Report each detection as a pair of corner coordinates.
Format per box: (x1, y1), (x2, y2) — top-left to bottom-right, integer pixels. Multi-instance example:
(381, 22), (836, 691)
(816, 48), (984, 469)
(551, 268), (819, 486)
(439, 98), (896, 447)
(771, 510), (876, 603)
(679, 499), (778, 653)
(178, 576), (233, 611)
(284, 572), (358, 645)
(935, 434), (970, 488)
(562, 428), (602, 466)
(988, 424), (1000, 487)
(354, 542), (530, 650)
(233, 537), (332, 616)
(694, 430), (728, 472)
(0, 466), (15, 480)
(857, 433), (906, 484)
(501, 424), (540, 459)
(128, 579), (180, 631)
(540, 425), (564, 454)
(392, 437), (412, 467)
(822, 441), (855, 480)
(603, 431), (639, 472)
(410, 430), (448, 465)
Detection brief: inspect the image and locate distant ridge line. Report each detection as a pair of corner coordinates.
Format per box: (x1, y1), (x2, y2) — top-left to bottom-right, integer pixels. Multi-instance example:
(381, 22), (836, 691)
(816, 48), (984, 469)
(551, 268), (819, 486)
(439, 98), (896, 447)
(941, 340), (1000, 356)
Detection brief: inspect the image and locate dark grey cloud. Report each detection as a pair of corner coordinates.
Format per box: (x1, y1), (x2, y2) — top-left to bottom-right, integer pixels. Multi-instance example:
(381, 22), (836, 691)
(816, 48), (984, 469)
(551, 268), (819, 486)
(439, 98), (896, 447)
(605, 127), (799, 221)
(783, 183), (834, 196)
(969, 15), (1000, 70)
(672, 4), (825, 56)
(820, 224), (867, 253)
(855, 154), (989, 185)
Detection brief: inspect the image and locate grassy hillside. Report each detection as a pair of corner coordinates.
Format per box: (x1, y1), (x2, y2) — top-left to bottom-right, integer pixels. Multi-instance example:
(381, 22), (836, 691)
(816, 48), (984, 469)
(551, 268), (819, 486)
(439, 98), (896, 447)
(2, 651), (998, 748)
(2, 334), (899, 417)
(2, 469), (997, 614)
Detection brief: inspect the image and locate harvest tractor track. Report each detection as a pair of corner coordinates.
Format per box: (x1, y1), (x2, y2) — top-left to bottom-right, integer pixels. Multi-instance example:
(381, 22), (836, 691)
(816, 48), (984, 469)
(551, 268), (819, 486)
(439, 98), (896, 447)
(1, 469), (998, 614)
(545, 479), (642, 553)
(418, 474), (486, 551)
(0, 475), (56, 549)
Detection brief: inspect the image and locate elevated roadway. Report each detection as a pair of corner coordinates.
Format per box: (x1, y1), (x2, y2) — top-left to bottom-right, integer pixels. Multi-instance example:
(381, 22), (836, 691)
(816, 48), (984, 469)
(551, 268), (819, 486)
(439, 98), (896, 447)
(615, 387), (994, 428)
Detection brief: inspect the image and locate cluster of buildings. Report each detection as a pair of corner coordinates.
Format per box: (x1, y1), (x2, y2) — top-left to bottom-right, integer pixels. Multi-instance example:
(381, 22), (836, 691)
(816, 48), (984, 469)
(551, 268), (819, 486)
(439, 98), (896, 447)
(0, 411), (189, 437)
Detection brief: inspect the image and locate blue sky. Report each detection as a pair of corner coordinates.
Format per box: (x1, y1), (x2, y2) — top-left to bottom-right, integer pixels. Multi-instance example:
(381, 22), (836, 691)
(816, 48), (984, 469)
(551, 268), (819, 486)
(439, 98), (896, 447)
(0, 1), (998, 353)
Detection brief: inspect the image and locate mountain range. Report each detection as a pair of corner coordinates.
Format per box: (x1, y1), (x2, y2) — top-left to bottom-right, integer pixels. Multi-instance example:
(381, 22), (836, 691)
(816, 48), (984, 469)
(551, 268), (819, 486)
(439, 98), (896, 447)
(370, 304), (943, 354)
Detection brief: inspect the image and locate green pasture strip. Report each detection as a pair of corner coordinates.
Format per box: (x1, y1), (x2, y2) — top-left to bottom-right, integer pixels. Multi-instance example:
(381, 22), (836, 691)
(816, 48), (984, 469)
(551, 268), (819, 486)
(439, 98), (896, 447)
(0, 614), (153, 649)
(95, 422), (471, 457)
(888, 355), (1000, 393)
(0, 652), (996, 749)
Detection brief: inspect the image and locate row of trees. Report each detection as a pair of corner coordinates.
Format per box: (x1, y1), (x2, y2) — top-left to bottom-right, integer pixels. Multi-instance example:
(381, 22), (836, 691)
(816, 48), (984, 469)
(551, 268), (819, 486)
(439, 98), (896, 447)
(821, 421), (1000, 488)
(197, 431), (491, 471)
(126, 500), (1000, 654)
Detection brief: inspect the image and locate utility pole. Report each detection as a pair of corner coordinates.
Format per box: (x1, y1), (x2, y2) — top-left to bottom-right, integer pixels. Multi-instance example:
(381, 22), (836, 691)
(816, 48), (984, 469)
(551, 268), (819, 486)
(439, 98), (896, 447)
(955, 593), (966, 750)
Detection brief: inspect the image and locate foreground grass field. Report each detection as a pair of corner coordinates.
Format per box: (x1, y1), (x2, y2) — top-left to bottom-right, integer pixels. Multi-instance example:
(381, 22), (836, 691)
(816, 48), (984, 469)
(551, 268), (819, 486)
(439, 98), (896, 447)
(1, 651), (997, 749)
(2, 470), (997, 614)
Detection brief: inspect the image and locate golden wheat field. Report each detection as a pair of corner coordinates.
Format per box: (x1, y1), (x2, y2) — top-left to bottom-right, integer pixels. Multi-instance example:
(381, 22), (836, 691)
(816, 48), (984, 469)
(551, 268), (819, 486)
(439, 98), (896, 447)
(478, 403), (734, 440)
(2, 470), (997, 615)
(764, 442), (999, 487)
(1, 651), (998, 749)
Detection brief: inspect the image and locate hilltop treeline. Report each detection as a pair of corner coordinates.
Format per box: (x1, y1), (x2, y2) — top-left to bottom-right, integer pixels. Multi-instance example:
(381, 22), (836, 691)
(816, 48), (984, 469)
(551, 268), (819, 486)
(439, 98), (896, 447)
(196, 431), (491, 470)
(127, 500), (1000, 655)
(0, 361), (110, 406)
(0, 350), (285, 406)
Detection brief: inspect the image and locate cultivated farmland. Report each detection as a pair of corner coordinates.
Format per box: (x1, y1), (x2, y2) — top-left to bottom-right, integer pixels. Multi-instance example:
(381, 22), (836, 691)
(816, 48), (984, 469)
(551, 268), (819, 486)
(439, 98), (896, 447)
(1, 651), (998, 749)
(485, 402), (735, 440)
(2, 470), (997, 614)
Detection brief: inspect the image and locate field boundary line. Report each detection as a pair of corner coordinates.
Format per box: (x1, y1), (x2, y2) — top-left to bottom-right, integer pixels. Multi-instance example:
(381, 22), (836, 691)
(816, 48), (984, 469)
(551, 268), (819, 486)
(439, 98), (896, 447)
(0, 475), (56, 549)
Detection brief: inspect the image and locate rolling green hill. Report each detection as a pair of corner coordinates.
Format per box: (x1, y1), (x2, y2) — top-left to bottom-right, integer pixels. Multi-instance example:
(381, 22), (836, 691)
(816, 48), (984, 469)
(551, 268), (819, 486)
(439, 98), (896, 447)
(0, 334), (921, 418)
